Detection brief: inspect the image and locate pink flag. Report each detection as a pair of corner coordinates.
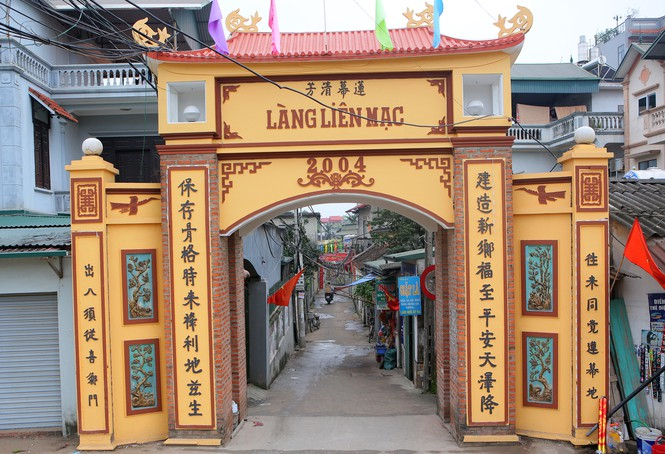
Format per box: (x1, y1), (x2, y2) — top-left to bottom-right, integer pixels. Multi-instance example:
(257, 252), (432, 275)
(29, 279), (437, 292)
(269, 0), (281, 55)
(208, 0), (229, 55)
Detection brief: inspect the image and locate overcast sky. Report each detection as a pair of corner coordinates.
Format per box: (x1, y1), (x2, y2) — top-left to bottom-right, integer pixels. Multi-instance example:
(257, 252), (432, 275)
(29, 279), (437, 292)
(224, 0), (664, 218)
(222, 0), (664, 63)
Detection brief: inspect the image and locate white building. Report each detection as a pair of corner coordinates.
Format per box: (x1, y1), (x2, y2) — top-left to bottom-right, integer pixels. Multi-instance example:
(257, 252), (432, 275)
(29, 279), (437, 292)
(615, 32), (665, 172)
(0, 0), (208, 434)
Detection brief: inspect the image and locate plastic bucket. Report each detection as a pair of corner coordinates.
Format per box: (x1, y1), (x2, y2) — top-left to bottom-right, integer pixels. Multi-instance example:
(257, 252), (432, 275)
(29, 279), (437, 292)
(636, 427), (663, 454)
(653, 437), (665, 454)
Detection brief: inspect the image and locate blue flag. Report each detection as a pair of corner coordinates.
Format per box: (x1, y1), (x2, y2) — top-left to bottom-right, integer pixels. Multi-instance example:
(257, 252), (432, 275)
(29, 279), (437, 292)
(433, 0), (443, 48)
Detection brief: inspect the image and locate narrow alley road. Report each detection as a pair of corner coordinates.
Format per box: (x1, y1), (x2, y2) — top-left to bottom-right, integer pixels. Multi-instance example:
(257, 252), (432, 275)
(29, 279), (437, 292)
(224, 292), (596, 453)
(0, 291), (599, 453)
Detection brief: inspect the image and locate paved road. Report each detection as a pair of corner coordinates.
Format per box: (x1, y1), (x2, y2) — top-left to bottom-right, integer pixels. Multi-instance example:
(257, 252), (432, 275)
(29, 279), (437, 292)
(0, 291), (600, 453)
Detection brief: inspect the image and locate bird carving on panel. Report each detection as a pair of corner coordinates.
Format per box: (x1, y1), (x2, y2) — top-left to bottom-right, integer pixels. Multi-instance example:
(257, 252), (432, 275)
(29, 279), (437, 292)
(516, 186), (566, 205)
(110, 196), (159, 215)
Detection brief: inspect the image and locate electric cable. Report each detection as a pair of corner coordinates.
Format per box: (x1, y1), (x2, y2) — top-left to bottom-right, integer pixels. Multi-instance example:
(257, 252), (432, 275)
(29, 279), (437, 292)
(115, 0), (503, 130)
(509, 116), (560, 171)
(7, 0), (518, 132)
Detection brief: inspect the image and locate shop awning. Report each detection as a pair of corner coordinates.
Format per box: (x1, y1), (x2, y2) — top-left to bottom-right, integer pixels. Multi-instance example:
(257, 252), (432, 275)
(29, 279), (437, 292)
(334, 273), (378, 290)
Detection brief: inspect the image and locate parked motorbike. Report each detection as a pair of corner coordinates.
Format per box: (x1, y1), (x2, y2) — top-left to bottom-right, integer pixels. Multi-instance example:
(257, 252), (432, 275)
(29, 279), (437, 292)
(308, 311), (320, 332)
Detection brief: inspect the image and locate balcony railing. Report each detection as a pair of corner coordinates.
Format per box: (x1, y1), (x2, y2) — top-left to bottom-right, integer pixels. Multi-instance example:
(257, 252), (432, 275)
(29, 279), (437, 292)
(643, 106), (665, 138)
(0, 39), (154, 94)
(508, 112), (624, 147)
(54, 65), (154, 90)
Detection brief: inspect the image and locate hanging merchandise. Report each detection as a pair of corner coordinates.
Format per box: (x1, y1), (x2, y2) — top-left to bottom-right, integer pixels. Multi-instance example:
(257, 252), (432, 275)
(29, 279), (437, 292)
(636, 342), (664, 402)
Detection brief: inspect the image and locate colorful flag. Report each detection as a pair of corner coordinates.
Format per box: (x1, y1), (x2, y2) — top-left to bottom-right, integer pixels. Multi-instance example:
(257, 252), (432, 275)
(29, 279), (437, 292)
(375, 0), (394, 50)
(267, 269), (304, 306)
(624, 217), (665, 288)
(432, 0), (443, 48)
(208, 0), (229, 55)
(378, 284), (399, 311)
(269, 0), (281, 55)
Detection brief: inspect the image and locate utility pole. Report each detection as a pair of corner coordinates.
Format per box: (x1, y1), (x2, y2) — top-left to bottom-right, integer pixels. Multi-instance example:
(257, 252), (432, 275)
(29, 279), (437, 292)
(294, 209), (306, 348)
(422, 230), (434, 392)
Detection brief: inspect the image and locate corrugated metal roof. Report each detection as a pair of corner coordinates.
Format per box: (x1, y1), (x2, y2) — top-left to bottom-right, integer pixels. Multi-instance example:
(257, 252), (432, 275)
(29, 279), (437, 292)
(363, 258), (401, 272)
(0, 212), (70, 228)
(0, 227), (71, 248)
(148, 28), (524, 63)
(351, 244), (388, 266)
(511, 63), (600, 94)
(511, 80), (599, 94)
(384, 248), (425, 262)
(0, 213), (71, 257)
(0, 247), (68, 258)
(610, 180), (665, 238)
(512, 63), (600, 80)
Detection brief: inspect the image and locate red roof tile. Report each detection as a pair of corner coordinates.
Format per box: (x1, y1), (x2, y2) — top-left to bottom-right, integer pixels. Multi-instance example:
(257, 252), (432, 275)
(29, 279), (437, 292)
(148, 27), (524, 63)
(29, 87), (78, 123)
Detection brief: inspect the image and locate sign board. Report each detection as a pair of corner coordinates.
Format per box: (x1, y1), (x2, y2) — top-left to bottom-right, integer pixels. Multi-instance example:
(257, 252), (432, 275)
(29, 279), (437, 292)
(649, 293), (665, 334)
(398, 276), (422, 315)
(375, 279), (395, 311)
(320, 252), (348, 263)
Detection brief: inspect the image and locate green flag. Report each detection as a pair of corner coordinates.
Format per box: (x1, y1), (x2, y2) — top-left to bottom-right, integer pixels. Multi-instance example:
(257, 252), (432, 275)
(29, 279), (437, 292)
(375, 0), (394, 50)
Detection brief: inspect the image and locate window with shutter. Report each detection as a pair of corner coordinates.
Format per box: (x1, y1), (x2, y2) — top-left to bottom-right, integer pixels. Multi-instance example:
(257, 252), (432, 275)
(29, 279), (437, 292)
(31, 99), (51, 190)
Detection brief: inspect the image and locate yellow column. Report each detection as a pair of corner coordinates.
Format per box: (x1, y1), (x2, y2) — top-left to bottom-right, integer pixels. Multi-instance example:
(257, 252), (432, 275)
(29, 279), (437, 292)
(558, 128), (613, 445)
(65, 139), (119, 450)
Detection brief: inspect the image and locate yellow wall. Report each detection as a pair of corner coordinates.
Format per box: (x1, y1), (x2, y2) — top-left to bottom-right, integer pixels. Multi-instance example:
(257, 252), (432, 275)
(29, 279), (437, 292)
(514, 212), (573, 440)
(106, 218), (168, 445)
(154, 53), (514, 148)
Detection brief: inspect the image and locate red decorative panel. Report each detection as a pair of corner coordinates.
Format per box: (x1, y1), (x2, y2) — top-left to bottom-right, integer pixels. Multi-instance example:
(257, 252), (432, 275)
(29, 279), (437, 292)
(71, 178), (103, 223)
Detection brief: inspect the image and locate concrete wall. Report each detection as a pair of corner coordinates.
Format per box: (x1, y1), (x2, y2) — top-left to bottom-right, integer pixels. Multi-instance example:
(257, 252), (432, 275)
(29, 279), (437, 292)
(244, 223), (295, 389)
(591, 85), (623, 112)
(0, 256), (76, 433)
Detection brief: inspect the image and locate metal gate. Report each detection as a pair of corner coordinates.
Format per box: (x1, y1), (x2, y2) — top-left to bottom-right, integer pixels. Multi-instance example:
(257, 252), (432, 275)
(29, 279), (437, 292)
(0, 294), (62, 430)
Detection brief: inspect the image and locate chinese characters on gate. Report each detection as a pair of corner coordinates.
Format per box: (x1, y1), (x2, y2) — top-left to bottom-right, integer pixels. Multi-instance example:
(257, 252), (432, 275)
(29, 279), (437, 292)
(465, 162), (507, 424)
(578, 223), (607, 424)
(169, 168), (214, 428)
(74, 233), (107, 432)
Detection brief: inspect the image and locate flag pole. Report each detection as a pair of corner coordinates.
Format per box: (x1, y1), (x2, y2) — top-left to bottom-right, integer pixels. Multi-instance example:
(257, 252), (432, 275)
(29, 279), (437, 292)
(609, 253), (626, 293)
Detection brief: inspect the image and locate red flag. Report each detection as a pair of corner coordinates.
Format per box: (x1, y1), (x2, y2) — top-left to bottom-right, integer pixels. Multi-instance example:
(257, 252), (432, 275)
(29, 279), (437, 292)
(378, 284), (399, 311)
(624, 217), (665, 288)
(267, 269), (304, 306)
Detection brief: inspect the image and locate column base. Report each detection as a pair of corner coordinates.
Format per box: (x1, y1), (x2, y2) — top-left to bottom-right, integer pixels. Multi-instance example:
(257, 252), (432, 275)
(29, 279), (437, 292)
(164, 437), (222, 446)
(571, 428), (598, 446)
(77, 434), (116, 451)
(463, 434), (520, 444)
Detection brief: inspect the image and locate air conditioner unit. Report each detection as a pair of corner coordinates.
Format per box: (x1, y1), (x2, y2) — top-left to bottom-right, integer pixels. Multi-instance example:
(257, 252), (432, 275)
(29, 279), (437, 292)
(55, 193), (71, 213)
(609, 158), (624, 172)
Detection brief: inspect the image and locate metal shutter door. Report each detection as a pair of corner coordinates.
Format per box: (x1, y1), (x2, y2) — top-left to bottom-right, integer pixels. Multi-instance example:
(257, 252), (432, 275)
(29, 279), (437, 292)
(0, 294), (63, 430)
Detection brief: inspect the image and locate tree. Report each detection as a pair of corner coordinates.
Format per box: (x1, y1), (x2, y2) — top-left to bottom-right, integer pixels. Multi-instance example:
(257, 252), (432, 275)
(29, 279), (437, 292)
(527, 338), (553, 403)
(369, 209), (425, 253)
(526, 246), (552, 311)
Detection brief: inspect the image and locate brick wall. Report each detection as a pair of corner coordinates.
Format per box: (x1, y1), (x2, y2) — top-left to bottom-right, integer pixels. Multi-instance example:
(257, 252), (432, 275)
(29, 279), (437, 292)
(228, 232), (247, 420)
(435, 228), (450, 422)
(160, 153), (233, 441)
(447, 146), (516, 441)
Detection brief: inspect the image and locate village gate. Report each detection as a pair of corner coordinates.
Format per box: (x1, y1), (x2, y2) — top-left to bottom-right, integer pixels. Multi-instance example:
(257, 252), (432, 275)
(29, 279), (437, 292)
(67, 28), (612, 450)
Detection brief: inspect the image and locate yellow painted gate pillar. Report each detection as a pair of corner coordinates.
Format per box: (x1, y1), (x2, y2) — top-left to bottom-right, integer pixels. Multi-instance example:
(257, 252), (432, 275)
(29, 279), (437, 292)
(159, 147), (235, 445)
(66, 142), (119, 450)
(558, 129), (613, 444)
(450, 141), (518, 444)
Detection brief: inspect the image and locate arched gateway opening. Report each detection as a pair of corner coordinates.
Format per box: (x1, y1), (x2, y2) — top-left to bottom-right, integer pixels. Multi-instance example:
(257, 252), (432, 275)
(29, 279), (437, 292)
(67, 25), (612, 451)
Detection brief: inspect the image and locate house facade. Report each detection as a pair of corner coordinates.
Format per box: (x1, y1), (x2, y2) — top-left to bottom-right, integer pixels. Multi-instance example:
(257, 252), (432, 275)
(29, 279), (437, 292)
(615, 32), (665, 172)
